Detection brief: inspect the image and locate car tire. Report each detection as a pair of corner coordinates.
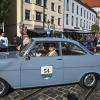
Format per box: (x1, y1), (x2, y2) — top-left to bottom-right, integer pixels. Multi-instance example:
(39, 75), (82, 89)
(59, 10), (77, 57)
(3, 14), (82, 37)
(0, 78), (9, 97)
(79, 73), (98, 89)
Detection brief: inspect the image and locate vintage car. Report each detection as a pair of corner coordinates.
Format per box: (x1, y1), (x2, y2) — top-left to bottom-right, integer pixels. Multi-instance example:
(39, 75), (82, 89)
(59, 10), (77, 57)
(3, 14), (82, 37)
(0, 38), (100, 97)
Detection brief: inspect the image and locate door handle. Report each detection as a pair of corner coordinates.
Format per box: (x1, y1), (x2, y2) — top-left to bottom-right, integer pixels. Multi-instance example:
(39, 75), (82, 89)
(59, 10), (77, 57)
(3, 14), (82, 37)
(57, 59), (63, 60)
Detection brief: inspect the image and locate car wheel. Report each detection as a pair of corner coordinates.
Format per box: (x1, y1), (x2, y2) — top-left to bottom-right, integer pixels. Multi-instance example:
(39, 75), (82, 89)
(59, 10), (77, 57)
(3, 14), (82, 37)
(79, 73), (98, 88)
(0, 79), (9, 97)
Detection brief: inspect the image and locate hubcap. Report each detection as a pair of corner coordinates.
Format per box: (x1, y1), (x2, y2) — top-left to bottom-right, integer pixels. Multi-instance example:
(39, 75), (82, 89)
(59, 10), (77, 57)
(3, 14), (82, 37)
(84, 74), (96, 87)
(0, 81), (5, 94)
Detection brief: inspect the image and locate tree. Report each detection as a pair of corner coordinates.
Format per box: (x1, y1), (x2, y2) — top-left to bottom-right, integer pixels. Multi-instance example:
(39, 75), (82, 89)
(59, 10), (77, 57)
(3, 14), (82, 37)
(91, 24), (100, 33)
(0, 0), (9, 23)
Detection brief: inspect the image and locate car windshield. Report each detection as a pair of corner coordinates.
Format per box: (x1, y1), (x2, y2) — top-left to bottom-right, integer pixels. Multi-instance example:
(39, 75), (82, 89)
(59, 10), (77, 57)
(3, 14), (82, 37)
(19, 42), (34, 56)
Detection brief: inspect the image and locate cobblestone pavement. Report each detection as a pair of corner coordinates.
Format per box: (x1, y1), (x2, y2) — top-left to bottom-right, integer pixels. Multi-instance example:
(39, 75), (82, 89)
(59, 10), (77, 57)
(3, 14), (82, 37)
(0, 81), (100, 100)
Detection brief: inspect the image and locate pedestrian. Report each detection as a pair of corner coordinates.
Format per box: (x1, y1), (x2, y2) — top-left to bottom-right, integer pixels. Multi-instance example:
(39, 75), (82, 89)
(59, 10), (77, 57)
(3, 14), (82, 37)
(0, 32), (8, 52)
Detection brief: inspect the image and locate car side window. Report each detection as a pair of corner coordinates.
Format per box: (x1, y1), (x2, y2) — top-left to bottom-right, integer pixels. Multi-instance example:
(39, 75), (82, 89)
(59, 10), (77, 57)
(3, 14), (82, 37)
(29, 42), (59, 57)
(61, 42), (86, 55)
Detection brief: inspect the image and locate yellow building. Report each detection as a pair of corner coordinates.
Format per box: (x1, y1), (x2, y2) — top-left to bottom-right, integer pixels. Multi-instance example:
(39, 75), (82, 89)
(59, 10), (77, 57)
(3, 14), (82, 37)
(5, 0), (64, 39)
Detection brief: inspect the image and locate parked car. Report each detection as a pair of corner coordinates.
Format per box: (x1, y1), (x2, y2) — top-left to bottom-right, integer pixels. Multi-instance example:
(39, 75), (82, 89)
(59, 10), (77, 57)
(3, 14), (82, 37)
(0, 37), (100, 97)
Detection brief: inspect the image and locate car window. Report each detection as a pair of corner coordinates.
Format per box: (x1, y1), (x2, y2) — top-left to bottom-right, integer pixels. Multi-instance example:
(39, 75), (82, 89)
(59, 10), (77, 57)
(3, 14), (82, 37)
(29, 42), (59, 57)
(61, 42), (86, 55)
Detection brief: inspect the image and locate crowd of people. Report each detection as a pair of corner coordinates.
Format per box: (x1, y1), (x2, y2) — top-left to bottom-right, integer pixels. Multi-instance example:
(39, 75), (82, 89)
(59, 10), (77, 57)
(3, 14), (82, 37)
(0, 32), (100, 53)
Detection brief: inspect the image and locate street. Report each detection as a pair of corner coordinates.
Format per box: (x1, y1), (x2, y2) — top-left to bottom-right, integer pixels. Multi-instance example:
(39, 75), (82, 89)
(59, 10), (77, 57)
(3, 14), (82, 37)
(1, 80), (100, 100)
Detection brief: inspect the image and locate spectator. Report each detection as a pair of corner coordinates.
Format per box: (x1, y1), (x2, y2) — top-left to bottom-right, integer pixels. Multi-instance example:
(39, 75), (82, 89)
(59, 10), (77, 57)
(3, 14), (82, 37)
(0, 32), (8, 52)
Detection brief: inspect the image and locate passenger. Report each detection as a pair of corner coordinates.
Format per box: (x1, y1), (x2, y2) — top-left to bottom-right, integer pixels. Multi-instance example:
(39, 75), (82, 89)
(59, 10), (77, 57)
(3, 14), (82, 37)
(47, 44), (58, 56)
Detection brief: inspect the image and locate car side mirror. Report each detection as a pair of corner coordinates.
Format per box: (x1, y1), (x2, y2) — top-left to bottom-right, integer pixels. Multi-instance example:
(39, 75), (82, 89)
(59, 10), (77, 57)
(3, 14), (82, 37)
(25, 55), (30, 60)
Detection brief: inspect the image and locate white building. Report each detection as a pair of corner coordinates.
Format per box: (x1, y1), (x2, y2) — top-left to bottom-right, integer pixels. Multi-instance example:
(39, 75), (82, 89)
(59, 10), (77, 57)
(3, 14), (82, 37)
(64, 0), (97, 33)
(5, 0), (64, 40)
(93, 7), (100, 27)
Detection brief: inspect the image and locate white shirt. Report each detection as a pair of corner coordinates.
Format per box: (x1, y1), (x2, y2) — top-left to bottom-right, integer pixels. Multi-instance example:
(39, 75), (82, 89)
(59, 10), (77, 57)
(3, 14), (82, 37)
(0, 36), (8, 48)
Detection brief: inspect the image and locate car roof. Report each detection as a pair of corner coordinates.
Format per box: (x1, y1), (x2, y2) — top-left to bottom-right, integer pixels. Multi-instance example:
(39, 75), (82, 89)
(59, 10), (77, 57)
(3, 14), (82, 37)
(32, 38), (79, 45)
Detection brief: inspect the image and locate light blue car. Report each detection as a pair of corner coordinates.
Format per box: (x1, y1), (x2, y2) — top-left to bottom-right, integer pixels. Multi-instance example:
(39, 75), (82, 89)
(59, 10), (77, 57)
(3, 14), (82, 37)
(0, 38), (100, 97)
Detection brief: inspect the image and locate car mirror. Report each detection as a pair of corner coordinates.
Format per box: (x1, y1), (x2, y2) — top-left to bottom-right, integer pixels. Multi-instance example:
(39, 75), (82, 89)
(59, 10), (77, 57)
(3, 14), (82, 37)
(25, 55), (30, 60)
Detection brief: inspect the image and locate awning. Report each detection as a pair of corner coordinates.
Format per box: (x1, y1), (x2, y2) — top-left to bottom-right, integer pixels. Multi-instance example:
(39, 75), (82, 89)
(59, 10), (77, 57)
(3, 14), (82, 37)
(75, 30), (91, 34)
(27, 29), (46, 34)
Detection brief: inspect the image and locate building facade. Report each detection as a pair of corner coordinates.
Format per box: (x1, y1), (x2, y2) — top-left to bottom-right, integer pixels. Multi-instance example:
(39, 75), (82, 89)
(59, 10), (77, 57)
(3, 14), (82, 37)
(93, 7), (100, 28)
(5, 0), (64, 39)
(64, 0), (96, 32)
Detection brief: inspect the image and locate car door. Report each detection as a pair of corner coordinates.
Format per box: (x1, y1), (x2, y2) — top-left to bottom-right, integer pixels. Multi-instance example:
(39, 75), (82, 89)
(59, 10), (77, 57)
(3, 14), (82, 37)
(21, 41), (63, 88)
(61, 41), (100, 84)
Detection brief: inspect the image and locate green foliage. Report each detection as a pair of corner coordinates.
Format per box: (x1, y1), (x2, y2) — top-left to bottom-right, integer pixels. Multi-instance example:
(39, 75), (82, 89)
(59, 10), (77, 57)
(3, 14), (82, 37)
(0, 0), (9, 23)
(91, 24), (100, 33)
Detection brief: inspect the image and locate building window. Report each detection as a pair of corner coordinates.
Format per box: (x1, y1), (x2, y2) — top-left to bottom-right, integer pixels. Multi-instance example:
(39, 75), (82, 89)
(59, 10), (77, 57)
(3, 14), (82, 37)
(90, 13), (91, 20)
(92, 14), (93, 21)
(81, 8), (82, 16)
(66, 14), (69, 25)
(84, 10), (86, 18)
(77, 5), (79, 15)
(72, 3), (74, 13)
(36, 11), (41, 21)
(76, 17), (78, 27)
(66, 0), (69, 11)
(86, 21), (88, 29)
(25, 10), (30, 20)
(25, 0), (30, 3)
(44, 0), (47, 8)
(36, 0), (42, 6)
(58, 5), (61, 13)
(72, 16), (74, 26)
(58, 18), (61, 26)
(51, 16), (54, 24)
(80, 19), (82, 27)
(84, 20), (85, 29)
(87, 11), (88, 19)
(51, 2), (55, 11)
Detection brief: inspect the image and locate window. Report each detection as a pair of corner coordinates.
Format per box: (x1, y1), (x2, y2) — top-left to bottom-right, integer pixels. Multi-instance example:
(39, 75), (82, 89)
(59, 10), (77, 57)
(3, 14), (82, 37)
(66, 0), (69, 11)
(83, 20), (85, 29)
(66, 14), (69, 25)
(44, 0), (47, 8)
(72, 3), (74, 13)
(77, 5), (79, 15)
(25, 10), (30, 20)
(76, 17), (78, 27)
(25, 0), (30, 3)
(29, 42), (59, 57)
(36, 11), (41, 21)
(61, 42), (86, 55)
(51, 16), (54, 24)
(58, 18), (61, 26)
(58, 5), (61, 13)
(72, 16), (74, 26)
(87, 11), (88, 19)
(84, 10), (86, 18)
(51, 2), (55, 11)
(36, 0), (42, 6)
(81, 8), (82, 16)
(86, 21), (88, 29)
(90, 13), (91, 20)
(80, 19), (82, 27)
